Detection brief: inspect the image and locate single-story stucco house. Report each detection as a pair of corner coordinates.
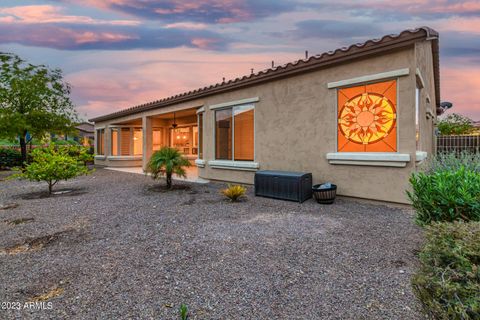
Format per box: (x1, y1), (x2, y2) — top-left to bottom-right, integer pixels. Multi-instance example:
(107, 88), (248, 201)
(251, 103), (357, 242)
(90, 27), (442, 204)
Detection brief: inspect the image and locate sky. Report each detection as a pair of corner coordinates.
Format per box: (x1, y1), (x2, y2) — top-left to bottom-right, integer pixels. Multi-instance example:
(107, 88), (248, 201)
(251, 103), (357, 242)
(0, 0), (479, 121)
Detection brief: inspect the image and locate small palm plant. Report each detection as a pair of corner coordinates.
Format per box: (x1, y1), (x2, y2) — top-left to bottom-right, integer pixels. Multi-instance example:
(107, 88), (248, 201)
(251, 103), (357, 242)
(146, 147), (190, 189)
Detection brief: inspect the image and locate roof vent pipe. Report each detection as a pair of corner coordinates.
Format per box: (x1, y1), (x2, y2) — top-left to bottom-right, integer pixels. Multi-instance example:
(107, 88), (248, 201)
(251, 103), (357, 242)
(305, 50), (309, 59)
(271, 60), (274, 68)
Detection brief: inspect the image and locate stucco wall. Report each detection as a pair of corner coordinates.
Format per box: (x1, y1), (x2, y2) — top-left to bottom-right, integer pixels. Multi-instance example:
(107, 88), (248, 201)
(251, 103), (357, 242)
(414, 41), (437, 157)
(95, 40), (438, 203)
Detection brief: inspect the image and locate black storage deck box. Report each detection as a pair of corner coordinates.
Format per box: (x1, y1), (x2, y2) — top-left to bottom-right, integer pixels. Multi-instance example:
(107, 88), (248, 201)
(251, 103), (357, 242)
(254, 170), (312, 203)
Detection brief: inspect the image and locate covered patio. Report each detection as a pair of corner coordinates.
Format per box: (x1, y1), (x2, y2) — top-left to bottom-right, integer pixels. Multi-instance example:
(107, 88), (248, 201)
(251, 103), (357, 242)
(94, 106), (202, 179)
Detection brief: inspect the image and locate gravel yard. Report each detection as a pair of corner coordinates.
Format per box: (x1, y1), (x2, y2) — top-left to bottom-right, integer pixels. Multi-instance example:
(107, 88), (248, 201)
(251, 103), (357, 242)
(0, 168), (424, 319)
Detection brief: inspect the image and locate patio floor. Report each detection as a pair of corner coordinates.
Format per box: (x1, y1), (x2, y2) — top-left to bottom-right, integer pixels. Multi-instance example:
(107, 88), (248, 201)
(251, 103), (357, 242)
(105, 165), (209, 183)
(0, 169), (424, 319)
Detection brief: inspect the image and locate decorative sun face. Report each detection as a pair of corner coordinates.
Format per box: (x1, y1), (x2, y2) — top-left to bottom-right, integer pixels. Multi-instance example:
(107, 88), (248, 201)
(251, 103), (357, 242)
(337, 80), (397, 152)
(338, 93), (396, 144)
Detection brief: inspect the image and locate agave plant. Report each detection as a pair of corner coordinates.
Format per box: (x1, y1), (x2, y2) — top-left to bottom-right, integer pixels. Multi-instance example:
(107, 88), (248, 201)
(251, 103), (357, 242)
(146, 147), (190, 189)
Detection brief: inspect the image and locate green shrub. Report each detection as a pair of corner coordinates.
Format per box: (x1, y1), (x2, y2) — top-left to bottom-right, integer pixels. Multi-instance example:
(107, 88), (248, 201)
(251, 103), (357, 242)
(221, 184), (247, 202)
(56, 144), (94, 165)
(0, 148), (22, 169)
(13, 146), (91, 194)
(407, 167), (480, 225)
(412, 222), (480, 320)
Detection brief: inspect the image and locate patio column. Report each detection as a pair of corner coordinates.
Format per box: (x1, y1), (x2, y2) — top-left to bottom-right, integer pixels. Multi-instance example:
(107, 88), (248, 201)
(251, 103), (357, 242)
(142, 116), (153, 171)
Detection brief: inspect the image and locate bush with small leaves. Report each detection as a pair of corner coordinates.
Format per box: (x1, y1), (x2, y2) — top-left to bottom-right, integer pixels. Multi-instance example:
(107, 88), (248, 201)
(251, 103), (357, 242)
(0, 148), (22, 169)
(221, 184), (246, 202)
(412, 222), (480, 319)
(13, 146), (91, 194)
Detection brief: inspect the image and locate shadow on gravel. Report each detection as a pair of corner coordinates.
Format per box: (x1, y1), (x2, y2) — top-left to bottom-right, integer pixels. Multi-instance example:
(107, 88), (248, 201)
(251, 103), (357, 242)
(4, 217), (34, 225)
(15, 188), (87, 200)
(0, 203), (19, 210)
(0, 228), (83, 255)
(145, 184), (192, 193)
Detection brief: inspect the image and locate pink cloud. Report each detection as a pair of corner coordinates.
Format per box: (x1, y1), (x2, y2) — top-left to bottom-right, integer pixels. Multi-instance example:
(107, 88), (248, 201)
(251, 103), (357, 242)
(66, 47), (300, 118)
(0, 24), (136, 49)
(0, 5), (139, 26)
(441, 63), (480, 120)
(164, 22), (208, 30)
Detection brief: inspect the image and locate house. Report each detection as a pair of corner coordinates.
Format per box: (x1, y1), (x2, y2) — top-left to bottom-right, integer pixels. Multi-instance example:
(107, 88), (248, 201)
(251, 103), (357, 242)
(75, 122), (95, 146)
(51, 122), (95, 146)
(90, 27), (441, 203)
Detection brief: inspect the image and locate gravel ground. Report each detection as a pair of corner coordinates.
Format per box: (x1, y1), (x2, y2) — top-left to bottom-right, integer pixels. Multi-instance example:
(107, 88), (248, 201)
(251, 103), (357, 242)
(0, 168), (425, 319)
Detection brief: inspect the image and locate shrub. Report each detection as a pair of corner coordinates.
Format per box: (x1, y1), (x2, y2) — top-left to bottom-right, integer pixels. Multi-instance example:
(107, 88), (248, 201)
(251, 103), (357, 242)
(412, 222), (480, 319)
(437, 113), (475, 135)
(146, 147), (190, 189)
(56, 144), (94, 165)
(221, 184), (246, 202)
(13, 146), (91, 194)
(0, 148), (22, 169)
(424, 151), (480, 174)
(407, 166), (480, 225)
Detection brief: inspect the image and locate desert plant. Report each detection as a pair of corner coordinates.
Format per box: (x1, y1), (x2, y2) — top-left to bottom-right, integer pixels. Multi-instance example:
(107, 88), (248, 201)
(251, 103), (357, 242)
(437, 113), (475, 135)
(412, 222), (480, 319)
(0, 148), (22, 169)
(146, 147), (190, 189)
(221, 184), (247, 202)
(13, 146), (91, 194)
(422, 151), (480, 174)
(179, 304), (188, 320)
(407, 166), (480, 225)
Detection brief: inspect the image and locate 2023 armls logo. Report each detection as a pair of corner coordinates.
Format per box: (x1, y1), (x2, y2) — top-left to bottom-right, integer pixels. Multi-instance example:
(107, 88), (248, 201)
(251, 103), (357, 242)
(2, 301), (53, 310)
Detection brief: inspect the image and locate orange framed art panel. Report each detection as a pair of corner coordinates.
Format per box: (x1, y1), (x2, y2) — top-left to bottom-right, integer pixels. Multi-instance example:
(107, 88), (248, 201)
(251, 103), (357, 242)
(337, 79), (397, 152)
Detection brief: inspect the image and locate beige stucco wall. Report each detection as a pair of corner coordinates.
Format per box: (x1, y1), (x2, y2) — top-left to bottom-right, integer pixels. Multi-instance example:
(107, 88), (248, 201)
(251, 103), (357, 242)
(414, 41), (437, 157)
(94, 39), (438, 204)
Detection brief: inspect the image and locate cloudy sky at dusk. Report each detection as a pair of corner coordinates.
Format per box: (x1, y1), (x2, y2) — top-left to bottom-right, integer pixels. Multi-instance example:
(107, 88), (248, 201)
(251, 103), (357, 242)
(0, 0), (479, 120)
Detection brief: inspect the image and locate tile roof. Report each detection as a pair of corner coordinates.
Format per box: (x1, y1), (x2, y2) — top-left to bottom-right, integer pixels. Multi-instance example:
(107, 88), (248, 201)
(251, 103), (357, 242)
(90, 27), (440, 123)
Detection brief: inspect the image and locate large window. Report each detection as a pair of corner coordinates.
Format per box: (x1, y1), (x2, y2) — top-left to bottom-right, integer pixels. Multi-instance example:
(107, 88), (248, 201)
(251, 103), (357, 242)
(215, 104), (254, 161)
(337, 80), (397, 152)
(96, 129), (104, 155)
(109, 127), (142, 156)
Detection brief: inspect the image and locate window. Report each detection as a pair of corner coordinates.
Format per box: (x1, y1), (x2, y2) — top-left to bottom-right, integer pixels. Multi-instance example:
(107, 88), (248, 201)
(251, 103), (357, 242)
(96, 129), (104, 155)
(197, 113), (203, 159)
(133, 129), (142, 156)
(111, 129), (118, 156)
(120, 128), (130, 155)
(337, 80), (397, 152)
(153, 129), (162, 151)
(215, 104), (254, 161)
(109, 127), (143, 156)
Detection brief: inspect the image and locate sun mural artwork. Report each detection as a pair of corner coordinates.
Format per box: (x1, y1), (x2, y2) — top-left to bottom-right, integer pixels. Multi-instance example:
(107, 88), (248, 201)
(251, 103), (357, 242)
(337, 80), (397, 152)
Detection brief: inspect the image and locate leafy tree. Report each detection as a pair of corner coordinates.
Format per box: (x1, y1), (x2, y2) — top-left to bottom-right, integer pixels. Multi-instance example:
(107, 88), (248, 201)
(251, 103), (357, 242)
(146, 146), (191, 189)
(14, 146), (91, 194)
(0, 53), (77, 165)
(437, 113), (474, 135)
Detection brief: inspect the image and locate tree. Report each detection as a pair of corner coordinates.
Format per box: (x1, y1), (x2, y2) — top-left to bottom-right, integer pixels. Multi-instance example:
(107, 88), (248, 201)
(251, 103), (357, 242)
(14, 146), (91, 194)
(0, 53), (77, 165)
(146, 147), (191, 189)
(437, 113), (474, 135)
